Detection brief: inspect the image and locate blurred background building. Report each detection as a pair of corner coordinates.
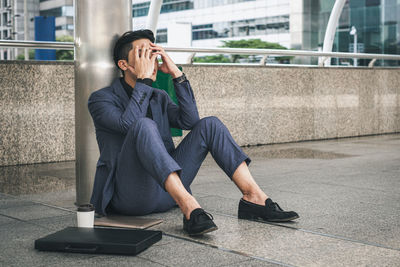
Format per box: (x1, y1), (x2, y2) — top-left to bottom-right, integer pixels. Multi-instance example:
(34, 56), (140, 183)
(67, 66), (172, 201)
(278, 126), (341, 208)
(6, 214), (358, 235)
(39, 0), (73, 37)
(132, 0), (291, 48)
(311, 0), (400, 66)
(131, 0), (399, 66)
(302, 0), (400, 66)
(0, 0), (39, 59)
(0, 0), (72, 60)
(1, 0), (399, 65)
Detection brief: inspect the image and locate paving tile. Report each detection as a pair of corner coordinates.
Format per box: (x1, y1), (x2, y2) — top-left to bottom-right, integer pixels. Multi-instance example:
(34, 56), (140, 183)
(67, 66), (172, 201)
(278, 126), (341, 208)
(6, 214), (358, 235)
(0, 196), (34, 210)
(191, 181), (243, 200)
(2, 213), (256, 267)
(145, 213), (400, 266)
(20, 189), (77, 210)
(217, 259), (280, 267)
(0, 221), (95, 267)
(0, 214), (17, 225)
(29, 213), (76, 230)
(0, 161), (75, 195)
(0, 202), (71, 221)
(1, 133), (400, 266)
(139, 236), (251, 267)
(196, 184), (400, 250)
(52, 254), (164, 267)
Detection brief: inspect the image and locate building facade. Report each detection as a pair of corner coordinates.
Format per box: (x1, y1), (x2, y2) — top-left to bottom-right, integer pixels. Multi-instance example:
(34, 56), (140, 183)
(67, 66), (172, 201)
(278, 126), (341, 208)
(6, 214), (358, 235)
(0, 0), (73, 60)
(132, 0), (291, 49)
(300, 0), (400, 66)
(39, 0), (73, 37)
(0, 0), (39, 60)
(132, 0), (399, 66)
(338, 0), (399, 66)
(1, 0), (399, 65)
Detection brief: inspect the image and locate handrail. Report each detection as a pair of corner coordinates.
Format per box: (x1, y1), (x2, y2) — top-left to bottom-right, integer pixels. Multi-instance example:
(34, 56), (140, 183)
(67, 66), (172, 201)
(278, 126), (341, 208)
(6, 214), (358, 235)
(165, 47), (400, 61)
(1, 40), (400, 66)
(0, 40), (74, 49)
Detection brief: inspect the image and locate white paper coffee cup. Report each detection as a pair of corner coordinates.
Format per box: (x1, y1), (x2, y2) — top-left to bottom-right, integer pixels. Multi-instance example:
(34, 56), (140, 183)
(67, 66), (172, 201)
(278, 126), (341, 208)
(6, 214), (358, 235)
(77, 204), (95, 228)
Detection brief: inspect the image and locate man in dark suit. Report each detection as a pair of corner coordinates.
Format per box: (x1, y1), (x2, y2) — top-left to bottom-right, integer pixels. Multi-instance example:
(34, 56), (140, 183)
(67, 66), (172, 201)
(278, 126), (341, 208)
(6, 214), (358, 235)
(88, 29), (299, 236)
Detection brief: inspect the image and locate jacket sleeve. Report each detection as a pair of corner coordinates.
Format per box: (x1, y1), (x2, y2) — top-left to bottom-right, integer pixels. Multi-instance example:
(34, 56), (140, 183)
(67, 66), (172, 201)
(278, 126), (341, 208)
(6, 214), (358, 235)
(88, 82), (154, 135)
(167, 79), (200, 130)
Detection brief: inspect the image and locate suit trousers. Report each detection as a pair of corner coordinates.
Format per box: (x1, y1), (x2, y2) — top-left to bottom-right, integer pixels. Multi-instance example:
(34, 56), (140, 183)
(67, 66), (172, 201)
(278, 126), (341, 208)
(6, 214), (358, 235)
(109, 116), (251, 216)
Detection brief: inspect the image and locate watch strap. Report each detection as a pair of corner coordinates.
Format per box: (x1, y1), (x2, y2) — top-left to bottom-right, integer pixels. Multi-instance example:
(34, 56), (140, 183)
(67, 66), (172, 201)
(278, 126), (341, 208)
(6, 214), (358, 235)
(173, 73), (187, 83)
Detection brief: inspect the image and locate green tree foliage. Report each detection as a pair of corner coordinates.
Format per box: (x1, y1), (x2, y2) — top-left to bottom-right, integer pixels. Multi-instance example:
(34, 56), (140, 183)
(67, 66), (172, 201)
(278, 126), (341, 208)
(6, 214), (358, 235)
(193, 54), (230, 63)
(56, 35), (74, 61)
(193, 39), (293, 64)
(16, 49), (35, 60)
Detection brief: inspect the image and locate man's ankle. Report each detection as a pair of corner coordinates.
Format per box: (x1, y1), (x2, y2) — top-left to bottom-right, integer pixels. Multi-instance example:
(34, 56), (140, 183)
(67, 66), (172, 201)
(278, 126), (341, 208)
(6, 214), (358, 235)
(242, 192), (268, 206)
(179, 195), (201, 220)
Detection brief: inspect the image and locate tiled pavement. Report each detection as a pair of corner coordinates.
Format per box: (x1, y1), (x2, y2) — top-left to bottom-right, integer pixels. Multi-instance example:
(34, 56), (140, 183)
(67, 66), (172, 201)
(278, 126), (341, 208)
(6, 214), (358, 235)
(1, 134), (399, 266)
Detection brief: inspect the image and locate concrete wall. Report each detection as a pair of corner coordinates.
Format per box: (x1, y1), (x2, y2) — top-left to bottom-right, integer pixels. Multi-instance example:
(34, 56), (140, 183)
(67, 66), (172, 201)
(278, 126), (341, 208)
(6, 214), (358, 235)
(0, 61), (74, 166)
(0, 61), (399, 166)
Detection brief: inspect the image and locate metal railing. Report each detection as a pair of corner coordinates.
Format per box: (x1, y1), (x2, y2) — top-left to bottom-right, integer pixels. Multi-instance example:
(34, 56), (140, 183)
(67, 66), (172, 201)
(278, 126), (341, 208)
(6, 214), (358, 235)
(1, 40), (400, 67)
(0, 40), (74, 49)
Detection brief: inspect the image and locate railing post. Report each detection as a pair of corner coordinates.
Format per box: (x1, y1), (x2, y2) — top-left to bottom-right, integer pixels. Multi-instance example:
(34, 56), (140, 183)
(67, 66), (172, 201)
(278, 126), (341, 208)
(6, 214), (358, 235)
(260, 55), (268, 65)
(368, 58), (377, 68)
(186, 52), (196, 64)
(74, 0), (132, 206)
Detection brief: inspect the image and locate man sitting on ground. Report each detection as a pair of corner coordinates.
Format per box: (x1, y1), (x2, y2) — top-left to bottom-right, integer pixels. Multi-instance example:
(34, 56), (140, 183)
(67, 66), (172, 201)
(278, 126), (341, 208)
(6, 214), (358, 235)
(88, 29), (299, 236)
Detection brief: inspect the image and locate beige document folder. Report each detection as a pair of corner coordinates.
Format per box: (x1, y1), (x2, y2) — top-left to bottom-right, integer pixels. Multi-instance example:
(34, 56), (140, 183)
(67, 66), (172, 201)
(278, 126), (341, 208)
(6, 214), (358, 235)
(94, 215), (163, 229)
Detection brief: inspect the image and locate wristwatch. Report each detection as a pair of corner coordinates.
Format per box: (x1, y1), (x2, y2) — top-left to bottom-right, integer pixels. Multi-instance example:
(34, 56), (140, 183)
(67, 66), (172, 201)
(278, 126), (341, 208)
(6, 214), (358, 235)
(173, 72), (187, 83)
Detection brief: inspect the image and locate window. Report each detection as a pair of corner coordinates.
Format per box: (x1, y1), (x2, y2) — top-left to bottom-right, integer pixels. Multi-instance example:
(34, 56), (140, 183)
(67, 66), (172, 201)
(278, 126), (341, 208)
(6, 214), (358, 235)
(55, 24), (74, 31)
(366, 0), (381, 6)
(133, 0), (194, 17)
(156, 28), (167, 43)
(62, 6), (74, 17)
(40, 6), (74, 17)
(192, 16), (290, 41)
(193, 24), (213, 30)
(40, 7), (62, 17)
(194, 0), (255, 9)
(2, 12), (8, 25)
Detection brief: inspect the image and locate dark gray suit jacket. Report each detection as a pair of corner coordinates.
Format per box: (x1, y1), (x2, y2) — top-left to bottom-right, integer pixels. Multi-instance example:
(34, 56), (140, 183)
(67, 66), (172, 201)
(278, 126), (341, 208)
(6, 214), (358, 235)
(88, 77), (200, 215)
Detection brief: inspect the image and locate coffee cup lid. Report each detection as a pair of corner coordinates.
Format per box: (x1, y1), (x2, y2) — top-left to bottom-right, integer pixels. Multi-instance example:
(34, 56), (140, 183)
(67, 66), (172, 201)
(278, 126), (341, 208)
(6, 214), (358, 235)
(77, 203), (94, 212)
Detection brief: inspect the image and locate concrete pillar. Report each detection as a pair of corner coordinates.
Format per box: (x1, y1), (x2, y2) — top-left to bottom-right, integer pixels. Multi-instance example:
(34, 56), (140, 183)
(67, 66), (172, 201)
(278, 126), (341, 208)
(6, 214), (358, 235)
(74, 0), (132, 205)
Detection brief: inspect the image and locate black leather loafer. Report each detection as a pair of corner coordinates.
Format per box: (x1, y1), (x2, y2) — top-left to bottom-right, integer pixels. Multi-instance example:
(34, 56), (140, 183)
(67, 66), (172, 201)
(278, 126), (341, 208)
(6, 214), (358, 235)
(183, 208), (218, 236)
(238, 198), (299, 222)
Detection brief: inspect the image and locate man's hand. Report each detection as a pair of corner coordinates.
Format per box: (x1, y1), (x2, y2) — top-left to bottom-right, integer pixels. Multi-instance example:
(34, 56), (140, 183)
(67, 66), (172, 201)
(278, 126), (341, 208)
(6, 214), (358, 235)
(150, 42), (183, 79)
(128, 44), (158, 79)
